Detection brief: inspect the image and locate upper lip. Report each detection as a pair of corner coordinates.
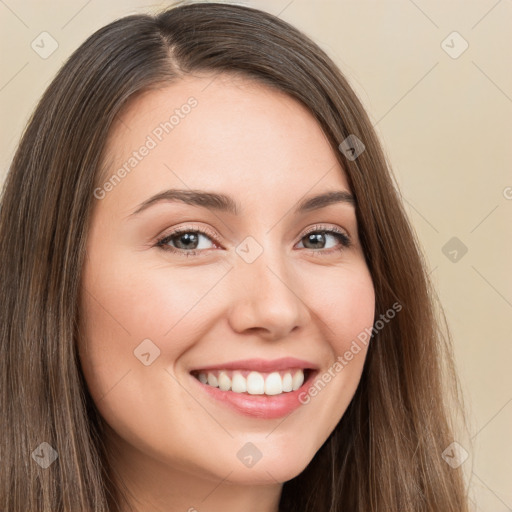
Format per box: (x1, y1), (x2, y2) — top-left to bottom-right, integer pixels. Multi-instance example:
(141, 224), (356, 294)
(190, 357), (319, 373)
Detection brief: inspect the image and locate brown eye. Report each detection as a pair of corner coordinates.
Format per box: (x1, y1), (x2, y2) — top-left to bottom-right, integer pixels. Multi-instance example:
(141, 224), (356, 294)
(156, 228), (218, 256)
(298, 229), (351, 252)
(165, 231), (202, 250)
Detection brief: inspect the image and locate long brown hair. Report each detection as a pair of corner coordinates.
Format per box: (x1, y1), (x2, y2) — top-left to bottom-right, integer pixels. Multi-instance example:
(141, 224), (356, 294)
(0, 2), (469, 510)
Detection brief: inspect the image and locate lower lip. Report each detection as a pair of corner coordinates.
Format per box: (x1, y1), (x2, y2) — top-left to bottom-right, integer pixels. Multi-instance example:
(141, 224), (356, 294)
(190, 371), (317, 419)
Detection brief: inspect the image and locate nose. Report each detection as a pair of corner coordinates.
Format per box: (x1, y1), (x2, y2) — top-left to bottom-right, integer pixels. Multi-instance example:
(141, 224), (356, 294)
(227, 254), (311, 341)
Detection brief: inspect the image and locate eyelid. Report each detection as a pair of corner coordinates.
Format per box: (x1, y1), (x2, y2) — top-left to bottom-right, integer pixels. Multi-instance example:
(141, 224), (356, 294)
(297, 223), (352, 253)
(159, 222), (219, 239)
(155, 223), (222, 251)
(300, 223), (349, 238)
(155, 222), (351, 256)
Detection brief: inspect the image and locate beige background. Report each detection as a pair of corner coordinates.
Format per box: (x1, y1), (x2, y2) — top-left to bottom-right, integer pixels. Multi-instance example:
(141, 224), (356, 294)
(1, 1), (511, 509)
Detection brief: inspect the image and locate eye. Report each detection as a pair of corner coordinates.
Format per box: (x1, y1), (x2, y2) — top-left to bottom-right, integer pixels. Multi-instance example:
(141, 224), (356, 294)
(296, 225), (351, 255)
(155, 224), (351, 258)
(156, 226), (219, 257)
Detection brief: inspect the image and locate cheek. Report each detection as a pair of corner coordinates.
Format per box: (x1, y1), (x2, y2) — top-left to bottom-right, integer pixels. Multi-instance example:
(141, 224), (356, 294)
(77, 248), (227, 396)
(295, 264), (375, 438)
(81, 245), (215, 333)
(307, 264), (375, 352)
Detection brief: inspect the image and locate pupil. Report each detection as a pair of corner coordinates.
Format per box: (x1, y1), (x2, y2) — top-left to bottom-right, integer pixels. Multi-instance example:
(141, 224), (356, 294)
(306, 233), (324, 248)
(178, 233), (198, 249)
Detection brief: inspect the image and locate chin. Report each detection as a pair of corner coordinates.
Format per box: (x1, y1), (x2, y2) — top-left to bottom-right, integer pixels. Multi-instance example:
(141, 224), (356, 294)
(220, 449), (315, 485)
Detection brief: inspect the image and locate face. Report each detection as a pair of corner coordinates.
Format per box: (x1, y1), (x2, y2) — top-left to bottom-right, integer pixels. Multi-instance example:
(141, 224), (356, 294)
(79, 73), (375, 488)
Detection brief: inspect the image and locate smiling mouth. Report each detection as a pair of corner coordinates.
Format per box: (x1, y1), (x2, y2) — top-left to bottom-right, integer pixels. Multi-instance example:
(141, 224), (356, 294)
(190, 368), (314, 396)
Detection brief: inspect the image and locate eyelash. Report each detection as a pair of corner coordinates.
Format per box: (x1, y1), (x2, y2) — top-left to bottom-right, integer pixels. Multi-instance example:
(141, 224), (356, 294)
(155, 224), (351, 258)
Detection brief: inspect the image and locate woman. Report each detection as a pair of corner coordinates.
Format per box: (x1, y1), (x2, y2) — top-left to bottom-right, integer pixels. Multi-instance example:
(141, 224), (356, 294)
(0, 2), (469, 511)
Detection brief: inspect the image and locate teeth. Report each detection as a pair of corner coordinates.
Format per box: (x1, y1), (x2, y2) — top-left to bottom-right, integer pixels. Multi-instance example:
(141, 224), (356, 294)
(218, 371), (231, 391)
(195, 368), (307, 395)
(231, 371), (247, 393)
(207, 372), (218, 387)
(247, 371), (265, 394)
(292, 370), (304, 390)
(282, 372), (293, 392)
(264, 372), (282, 395)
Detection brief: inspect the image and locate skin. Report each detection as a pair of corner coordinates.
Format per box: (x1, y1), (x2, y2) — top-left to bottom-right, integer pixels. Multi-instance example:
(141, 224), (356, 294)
(78, 73), (375, 512)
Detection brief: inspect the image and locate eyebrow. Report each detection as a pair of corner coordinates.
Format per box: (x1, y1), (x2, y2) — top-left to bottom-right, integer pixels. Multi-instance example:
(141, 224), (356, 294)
(128, 188), (355, 218)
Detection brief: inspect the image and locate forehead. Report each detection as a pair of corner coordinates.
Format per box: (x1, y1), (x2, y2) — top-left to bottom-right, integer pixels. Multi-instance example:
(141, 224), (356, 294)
(99, 73), (350, 215)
